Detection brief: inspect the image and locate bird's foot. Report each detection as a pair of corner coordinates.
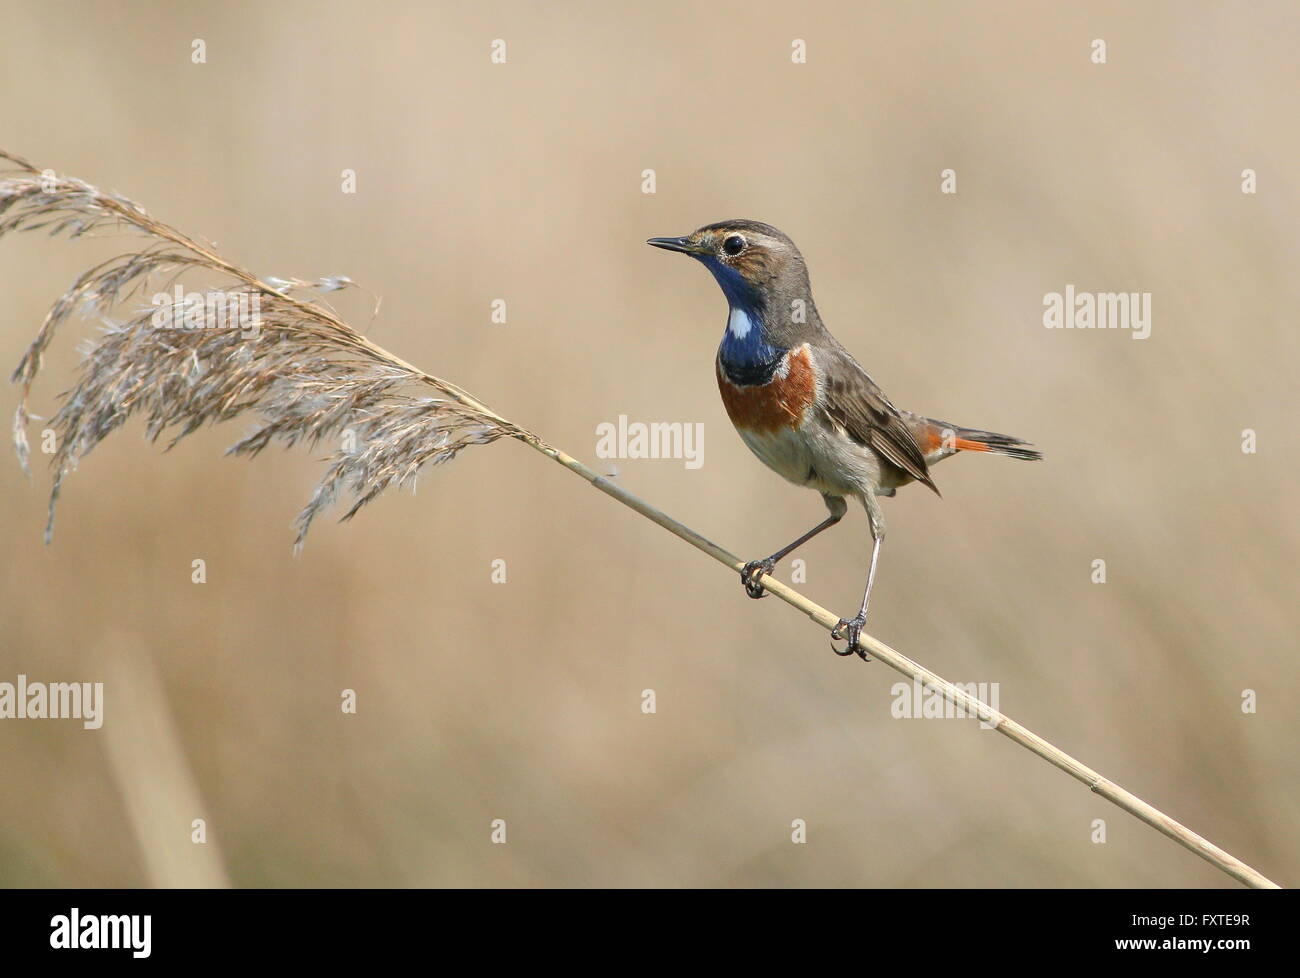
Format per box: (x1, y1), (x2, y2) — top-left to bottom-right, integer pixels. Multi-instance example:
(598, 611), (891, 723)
(740, 558), (777, 599)
(831, 614), (872, 661)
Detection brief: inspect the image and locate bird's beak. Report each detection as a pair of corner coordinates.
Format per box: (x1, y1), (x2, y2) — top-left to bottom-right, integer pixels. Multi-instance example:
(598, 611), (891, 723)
(646, 235), (700, 255)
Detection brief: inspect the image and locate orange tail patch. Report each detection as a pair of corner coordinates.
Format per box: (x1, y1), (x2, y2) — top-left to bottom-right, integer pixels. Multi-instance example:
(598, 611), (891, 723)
(922, 419), (1043, 461)
(920, 426), (969, 454)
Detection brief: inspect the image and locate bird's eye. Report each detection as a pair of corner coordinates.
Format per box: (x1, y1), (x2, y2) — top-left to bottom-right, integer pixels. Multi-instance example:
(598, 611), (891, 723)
(722, 234), (746, 256)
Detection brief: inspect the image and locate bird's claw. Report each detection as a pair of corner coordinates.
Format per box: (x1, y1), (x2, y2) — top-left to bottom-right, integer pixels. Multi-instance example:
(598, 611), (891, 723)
(740, 558), (776, 599)
(831, 615), (872, 661)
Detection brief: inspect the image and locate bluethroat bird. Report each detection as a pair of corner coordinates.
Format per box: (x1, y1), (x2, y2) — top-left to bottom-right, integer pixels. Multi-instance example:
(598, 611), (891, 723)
(648, 221), (1042, 658)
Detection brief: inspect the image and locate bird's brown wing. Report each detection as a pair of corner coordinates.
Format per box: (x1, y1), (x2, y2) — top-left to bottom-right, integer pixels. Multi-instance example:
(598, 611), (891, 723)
(818, 346), (939, 495)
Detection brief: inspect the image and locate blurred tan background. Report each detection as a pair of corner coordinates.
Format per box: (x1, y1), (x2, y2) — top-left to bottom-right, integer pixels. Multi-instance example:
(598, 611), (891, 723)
(1, 0), (1296, 888)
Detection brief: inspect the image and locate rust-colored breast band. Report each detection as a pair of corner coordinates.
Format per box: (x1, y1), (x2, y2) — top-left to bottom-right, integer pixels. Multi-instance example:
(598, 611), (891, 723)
(717, 344), (817, 434)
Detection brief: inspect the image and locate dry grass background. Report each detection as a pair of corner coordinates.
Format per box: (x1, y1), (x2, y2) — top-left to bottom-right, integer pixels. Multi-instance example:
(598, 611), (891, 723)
(0, 0), (1296, 887)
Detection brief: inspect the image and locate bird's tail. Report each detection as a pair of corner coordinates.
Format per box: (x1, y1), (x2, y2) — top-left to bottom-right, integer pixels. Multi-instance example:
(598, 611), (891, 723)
(927, 420), (1043, 461)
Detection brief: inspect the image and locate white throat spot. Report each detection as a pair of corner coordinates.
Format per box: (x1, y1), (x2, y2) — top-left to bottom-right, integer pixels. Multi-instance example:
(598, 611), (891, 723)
(727, 307), (754, 339)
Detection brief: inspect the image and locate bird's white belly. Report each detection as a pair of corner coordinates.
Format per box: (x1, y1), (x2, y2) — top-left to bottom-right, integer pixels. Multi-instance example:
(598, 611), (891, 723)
(736, 422), (881, 497)
(736, 426), (813, 484)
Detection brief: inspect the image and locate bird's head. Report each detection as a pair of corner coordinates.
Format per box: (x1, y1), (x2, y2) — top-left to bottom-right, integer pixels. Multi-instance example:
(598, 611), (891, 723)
(647, 220), (806, 312)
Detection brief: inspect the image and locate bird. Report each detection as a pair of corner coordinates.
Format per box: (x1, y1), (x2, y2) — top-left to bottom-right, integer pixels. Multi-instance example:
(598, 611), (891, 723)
(647, 220), (1042, 658)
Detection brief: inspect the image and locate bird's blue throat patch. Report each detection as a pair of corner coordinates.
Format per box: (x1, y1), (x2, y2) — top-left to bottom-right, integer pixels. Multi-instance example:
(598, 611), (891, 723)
(718, 307), (785, 386)
(701, 257), (787, 386)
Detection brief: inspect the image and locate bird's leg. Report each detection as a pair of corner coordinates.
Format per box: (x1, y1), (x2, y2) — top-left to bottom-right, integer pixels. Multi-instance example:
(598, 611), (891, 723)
(741, 515), (840, 598)
(832, 494), (885, 660)
(741, 495), (846, 599)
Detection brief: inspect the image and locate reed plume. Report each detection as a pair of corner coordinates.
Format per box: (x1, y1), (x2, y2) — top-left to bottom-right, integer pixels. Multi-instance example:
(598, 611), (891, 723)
(0, 150), (519, 548)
